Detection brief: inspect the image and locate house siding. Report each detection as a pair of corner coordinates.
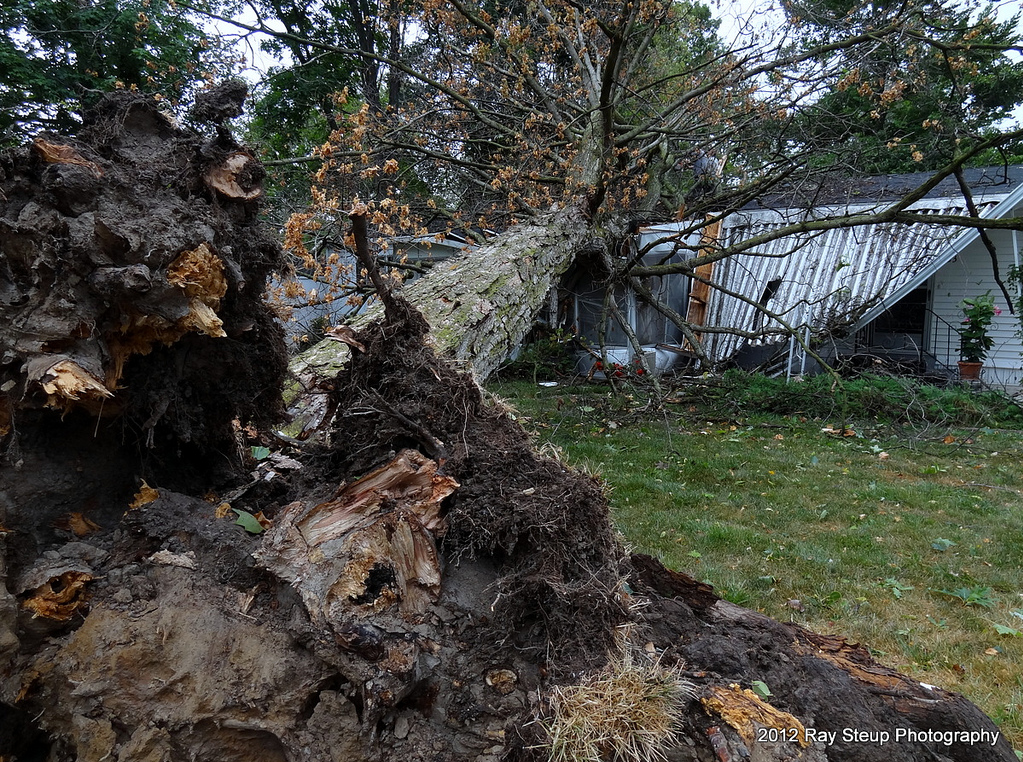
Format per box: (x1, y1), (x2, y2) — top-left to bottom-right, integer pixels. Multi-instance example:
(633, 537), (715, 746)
(928, 220), (1023, 387)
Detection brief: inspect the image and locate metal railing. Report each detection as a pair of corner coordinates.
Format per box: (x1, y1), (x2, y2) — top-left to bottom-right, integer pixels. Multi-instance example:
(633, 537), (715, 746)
(924, 308), (960, 377)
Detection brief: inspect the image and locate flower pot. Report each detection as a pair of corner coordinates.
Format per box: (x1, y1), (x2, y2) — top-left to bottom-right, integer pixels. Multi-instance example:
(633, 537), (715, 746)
(958, 361), (983, 381)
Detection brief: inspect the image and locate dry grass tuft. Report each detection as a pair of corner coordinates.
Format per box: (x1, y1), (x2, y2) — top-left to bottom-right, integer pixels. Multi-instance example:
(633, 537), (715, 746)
(541, 638), (695, 762)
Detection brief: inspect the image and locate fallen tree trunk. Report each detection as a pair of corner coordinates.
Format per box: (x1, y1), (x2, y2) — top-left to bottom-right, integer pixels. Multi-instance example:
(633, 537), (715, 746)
(286, 205), (610, 435)
(1, 96), (1017, 762)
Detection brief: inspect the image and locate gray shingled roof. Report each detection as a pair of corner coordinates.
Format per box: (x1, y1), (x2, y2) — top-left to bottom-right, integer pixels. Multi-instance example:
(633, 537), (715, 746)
(749, 165), (1023, 209)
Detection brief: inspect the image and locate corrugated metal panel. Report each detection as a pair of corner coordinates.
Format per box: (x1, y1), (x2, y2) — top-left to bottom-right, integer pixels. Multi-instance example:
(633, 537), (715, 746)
(701, 198), (1002, 364)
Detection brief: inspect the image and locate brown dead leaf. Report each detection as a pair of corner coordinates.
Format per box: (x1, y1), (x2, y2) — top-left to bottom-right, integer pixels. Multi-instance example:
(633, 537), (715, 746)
(253, 511), (272, 530)
(129, 480), (159, 509)
(325, 324), (366, 352)
(21, 570), (94, 622)
(215, 502), (233, 519)
(944, 435), (956, 444)
(32, 138), (103, 176)
(54, 512), (102, 537)
(985, 647), (1000, 656)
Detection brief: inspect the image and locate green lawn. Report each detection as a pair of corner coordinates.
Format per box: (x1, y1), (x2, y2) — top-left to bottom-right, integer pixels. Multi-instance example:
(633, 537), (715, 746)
(489, 376), (1023, 750)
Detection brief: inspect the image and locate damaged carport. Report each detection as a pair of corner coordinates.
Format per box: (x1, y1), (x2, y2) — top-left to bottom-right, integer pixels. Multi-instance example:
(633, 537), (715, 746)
(0, 94), (1017, 762)
(668, 171), (1021, 378)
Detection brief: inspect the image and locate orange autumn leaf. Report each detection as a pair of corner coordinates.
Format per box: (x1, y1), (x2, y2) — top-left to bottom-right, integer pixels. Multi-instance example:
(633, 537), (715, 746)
(129, 480), (159, 509)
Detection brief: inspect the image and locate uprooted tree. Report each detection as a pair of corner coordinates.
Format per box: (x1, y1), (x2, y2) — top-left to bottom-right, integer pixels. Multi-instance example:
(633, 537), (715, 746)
(195, 0), (1022, 404)
(221, 0), (1023, 422)
(0, 92), (1020, 761)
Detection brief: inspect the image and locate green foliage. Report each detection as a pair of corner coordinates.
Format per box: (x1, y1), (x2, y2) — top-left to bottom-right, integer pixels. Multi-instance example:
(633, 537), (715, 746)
(750, 680), (773, 699)
(232, 508), (265, 534)
(881, 578), (914, 599)
(500, 329), (580, 381)
(244, 0), (369, 160)
(937, 586), (996, 608)
(491, 377), (1023, 748)
(787, 0), (1023, 173)
(685, 371), (1023, 428)
(958, 293), (1000, 363)
(0, 0), (230, 143)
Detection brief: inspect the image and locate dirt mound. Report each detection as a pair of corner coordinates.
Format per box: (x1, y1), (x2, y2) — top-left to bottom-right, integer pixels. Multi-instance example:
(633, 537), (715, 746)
(0, 94), (1016, 762)
(325, 300), (628, 670)
(0, 92), (285, 559)
(0, 91), (284, 462)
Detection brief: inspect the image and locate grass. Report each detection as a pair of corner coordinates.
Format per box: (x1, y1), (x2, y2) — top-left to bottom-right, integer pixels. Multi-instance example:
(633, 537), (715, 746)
(489, 373), (1023, 750)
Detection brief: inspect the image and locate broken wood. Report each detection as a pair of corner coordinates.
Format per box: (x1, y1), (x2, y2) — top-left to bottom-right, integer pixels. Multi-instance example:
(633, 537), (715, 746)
(31, 137), (103, 177)
(204, 150), (263, 200)
(28, 357), (113, 409)
(256, 449), (457, 625)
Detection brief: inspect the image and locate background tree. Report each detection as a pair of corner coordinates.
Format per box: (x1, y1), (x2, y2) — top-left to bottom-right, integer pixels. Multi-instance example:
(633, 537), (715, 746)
(0, 0), (237, 145)
(197, 0), (1023, 379)
(783, 0), (1023, 172)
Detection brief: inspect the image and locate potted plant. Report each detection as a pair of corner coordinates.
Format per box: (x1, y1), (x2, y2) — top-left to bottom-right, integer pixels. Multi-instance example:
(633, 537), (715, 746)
(958, 293), (1000, 379)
